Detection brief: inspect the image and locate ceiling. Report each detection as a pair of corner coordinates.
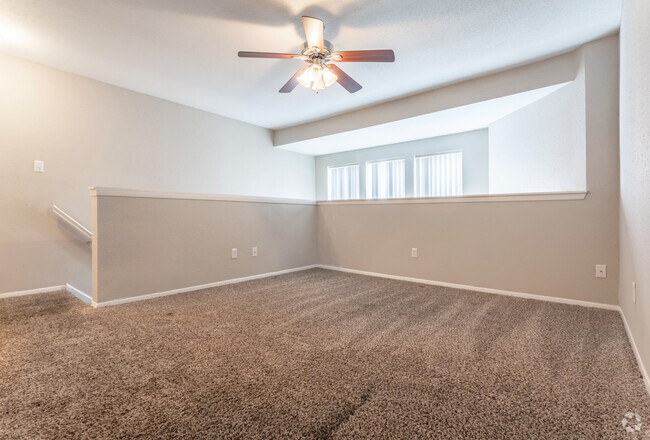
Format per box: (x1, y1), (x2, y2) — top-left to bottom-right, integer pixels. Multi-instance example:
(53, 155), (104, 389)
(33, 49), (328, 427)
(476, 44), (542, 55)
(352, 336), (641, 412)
(0, 0), (621, 129)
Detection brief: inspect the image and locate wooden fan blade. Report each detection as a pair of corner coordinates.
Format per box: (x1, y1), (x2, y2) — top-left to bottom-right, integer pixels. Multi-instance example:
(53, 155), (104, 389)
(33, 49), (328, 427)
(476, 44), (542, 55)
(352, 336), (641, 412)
(327, 65), (362, 93)
(238, 51), (300, 59)
(279, 66), (309, 93)
(302, 16), (324, 51)
(332, 50), (395, 62)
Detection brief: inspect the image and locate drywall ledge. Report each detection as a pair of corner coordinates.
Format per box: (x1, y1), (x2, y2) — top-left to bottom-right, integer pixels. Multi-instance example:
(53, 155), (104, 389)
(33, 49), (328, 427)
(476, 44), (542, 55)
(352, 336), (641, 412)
(317, 191), (588, 205)
(274, 44), (580, 147)
(90, 187), (316, 205)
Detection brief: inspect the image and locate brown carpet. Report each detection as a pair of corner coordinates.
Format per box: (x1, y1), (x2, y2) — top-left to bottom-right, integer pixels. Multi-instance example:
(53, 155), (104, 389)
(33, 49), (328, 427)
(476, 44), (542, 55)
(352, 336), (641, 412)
(0, 268), (648, 439)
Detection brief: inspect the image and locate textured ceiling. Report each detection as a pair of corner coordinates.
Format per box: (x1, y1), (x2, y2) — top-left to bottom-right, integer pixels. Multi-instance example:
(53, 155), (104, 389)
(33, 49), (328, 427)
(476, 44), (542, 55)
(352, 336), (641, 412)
(0, 0), (621, 129)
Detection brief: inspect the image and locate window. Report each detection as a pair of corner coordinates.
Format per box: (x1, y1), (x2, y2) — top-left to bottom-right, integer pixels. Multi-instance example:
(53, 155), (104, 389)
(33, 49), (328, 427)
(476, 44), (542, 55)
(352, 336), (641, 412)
(327, 164), (359, 200)
(414, 151), (463, 197)
(366, 159), (405, 199)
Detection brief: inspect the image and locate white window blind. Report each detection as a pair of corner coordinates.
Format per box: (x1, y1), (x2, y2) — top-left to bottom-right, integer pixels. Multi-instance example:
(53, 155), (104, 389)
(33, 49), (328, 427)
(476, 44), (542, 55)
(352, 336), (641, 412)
(327, 164), (359, 200)
(414, 152), (463, 197)
(366, 159), (405, 199)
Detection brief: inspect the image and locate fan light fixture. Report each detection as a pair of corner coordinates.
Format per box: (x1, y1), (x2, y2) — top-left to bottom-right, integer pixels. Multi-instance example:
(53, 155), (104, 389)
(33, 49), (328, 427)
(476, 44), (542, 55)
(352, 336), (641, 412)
(238, 16), (395, 94)
(297, 64), (338, 90)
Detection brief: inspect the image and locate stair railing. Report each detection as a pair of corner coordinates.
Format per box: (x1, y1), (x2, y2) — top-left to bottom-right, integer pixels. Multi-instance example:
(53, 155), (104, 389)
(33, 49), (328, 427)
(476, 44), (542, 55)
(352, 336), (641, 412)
(52, 205), (92, 243)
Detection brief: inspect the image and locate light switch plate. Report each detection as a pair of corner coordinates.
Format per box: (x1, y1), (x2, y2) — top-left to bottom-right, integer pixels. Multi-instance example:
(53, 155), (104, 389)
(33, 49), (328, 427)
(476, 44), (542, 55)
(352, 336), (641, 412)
(33, 160), (44, 173)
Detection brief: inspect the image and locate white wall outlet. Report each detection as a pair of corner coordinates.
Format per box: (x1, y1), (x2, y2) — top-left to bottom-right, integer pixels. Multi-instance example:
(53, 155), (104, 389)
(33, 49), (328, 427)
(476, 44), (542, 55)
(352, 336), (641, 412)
(411, 248), (418, 258)
(595, 264), (607, 278)
(231, 248), (237, 259)
(33, 160), (44, 173)
(633, 281), (636, 304)
(252, 247), (258, 257)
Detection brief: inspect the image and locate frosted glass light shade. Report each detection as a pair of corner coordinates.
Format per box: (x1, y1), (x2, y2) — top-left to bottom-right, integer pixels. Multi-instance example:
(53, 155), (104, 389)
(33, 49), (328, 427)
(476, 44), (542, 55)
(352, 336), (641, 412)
(297, 64), (338, 90)
(322, 66), (337, 87)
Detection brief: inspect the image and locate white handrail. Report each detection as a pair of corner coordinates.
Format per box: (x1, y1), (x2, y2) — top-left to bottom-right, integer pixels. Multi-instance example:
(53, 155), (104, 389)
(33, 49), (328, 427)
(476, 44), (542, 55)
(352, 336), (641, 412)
(52, 205), (92, 243)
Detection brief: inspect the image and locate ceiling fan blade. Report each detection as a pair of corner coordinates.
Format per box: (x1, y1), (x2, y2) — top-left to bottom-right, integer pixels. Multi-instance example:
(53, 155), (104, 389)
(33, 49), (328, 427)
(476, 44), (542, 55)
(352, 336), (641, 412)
(332, 50), (395, 62)
(302, 16), (324, 51)
(279, 66), (309, 93)
(238, 51), (301, 59)
(327, 65), (362, 93)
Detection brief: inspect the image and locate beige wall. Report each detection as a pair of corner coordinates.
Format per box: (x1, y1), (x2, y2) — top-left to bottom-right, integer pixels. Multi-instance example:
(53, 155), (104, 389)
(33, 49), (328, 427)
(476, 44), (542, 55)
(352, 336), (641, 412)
(489, 80), (586, 193)
(318, 36), (620, 305)
(0, 53), (315, 295)
(315, 130), (489, 200)
(619, 0), (650, 384)
(92, 192), (317, 303)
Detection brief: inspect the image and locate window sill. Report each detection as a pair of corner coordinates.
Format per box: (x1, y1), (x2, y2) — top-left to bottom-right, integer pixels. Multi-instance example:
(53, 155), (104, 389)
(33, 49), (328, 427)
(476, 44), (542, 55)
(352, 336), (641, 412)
(317, 191), (588, 205)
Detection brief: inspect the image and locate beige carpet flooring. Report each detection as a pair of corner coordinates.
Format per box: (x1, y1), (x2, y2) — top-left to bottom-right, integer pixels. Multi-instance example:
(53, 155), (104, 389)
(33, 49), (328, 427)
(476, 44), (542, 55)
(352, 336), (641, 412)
(0, 268), (648, 439)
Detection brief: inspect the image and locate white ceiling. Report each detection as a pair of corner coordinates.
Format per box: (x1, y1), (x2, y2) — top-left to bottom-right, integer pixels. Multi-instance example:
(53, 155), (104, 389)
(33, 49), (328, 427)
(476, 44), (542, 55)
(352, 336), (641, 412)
(0, 0), (621, 129)
(280, 82), (570, 155)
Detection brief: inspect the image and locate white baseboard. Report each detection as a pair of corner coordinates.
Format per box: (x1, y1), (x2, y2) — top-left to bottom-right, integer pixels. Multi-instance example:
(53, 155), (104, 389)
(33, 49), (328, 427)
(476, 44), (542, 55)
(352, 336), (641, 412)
(619, 309), (650, 398)
(316, 265), (619, 311)
(92, 265), (319, 308)
(0, 285), (65, 299)
(0, 283), (93, 305)
(0, 266), (621, 313)
(66, 284), (92, 304)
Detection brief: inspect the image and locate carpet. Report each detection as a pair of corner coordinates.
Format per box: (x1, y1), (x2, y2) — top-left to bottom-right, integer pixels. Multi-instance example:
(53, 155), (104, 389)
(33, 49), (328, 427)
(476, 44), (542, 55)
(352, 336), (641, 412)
(0, 268), (648, 439)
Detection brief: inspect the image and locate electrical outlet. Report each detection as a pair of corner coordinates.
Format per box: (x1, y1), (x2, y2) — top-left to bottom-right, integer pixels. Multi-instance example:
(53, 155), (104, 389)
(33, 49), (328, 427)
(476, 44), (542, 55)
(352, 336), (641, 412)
(633, 281), (636, 304)
(33, 160), (44, 173)
(595, 264), (607, 278)
(411, 248), (418, 258)
(252, 247), (258, 257)
(231, 248), (237, 259)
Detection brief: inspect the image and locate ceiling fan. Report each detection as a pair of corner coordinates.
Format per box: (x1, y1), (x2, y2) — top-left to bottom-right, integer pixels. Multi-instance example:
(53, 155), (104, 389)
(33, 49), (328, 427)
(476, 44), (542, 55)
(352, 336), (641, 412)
(238, 16), (395, 94)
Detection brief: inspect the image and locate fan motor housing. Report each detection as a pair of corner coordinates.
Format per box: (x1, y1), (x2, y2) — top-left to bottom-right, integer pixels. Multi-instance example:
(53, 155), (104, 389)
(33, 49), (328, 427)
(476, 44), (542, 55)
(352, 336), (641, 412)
(301, 40), (334, 57)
